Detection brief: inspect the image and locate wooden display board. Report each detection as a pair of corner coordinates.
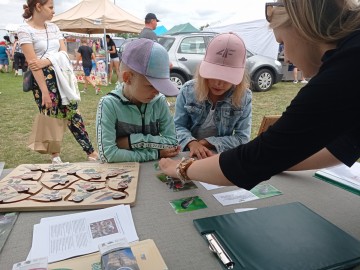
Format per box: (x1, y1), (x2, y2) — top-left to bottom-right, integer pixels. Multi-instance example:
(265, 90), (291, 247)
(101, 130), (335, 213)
(0, 162), (139, 211)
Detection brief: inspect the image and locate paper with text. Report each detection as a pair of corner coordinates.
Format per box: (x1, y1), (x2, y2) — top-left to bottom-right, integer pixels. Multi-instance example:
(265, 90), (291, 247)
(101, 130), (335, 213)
(27, 205), (138, 263)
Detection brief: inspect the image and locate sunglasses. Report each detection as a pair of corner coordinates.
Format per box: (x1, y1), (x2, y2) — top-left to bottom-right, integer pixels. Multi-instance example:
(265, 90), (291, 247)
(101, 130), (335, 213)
(265, 2), (284, 22)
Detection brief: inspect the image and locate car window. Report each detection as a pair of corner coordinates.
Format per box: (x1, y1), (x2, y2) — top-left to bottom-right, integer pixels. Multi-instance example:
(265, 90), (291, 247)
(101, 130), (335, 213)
(158, 37), (175, 51)
(178, 36), (206, 55)
(119, 42), (129, 53)
(113, 39), (125, 49)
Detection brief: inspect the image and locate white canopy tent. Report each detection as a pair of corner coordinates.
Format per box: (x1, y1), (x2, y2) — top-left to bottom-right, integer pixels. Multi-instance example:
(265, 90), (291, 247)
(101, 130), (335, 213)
(51, 0), (143, 35)
(0, 24), (22, 42)
(205, 19), (279, 59)
(51, 0), (144, 83)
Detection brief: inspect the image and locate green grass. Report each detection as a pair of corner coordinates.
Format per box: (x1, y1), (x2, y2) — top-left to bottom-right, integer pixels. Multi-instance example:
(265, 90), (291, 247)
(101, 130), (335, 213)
(0, 71), (302, 169)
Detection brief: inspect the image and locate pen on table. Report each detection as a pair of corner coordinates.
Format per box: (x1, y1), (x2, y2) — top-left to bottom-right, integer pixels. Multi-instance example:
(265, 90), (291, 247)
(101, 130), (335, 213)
(205, 233), (235, 269)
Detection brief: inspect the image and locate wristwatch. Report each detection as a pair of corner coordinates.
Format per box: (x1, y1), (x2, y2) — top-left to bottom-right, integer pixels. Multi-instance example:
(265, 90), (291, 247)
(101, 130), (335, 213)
(176, 157), (195, 183)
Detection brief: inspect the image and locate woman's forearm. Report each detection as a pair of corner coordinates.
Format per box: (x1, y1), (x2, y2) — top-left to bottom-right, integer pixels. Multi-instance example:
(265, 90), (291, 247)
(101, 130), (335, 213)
(32, 69), (48, 94)
(187, 154), (233, 186)
(288, 148), (341, 171)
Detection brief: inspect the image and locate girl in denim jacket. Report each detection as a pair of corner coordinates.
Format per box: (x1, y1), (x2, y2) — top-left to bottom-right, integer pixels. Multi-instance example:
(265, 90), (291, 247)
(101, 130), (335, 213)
(174, 33), (252, 159)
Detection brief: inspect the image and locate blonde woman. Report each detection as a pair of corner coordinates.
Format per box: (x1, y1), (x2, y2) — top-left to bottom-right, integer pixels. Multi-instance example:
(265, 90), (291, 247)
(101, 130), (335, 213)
(160, 0), (360, 189)
(174, 33), (252, 160)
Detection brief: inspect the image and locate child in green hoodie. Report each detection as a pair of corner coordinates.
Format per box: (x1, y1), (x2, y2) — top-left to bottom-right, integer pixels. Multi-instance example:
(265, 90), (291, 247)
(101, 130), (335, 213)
(96, 38), (180, 162)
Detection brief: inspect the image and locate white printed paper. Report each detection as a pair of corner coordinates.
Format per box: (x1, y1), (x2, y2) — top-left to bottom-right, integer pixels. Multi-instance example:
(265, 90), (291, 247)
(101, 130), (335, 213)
(27, 205), (138, 263)
(317, 163), (360, 189)
(12, 257), (48, 270)
(199, 182), (224, 190)
(213, 189), (258, 206)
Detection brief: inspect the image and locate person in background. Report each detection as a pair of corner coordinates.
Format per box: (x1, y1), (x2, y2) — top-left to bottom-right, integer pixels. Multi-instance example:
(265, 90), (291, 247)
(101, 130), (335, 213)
(12, 36), (26, 76)
(96, 38), (180, 162)
(138, 13), (159, 41)
(18, 0), (98, 164)
(159, 0), (360, 190)
(76, 38), (100, 94)
(288, 62), (307, 83)
(174, 33), (252, 160)
(106, 35), (120, 85)
(0, 41), (10, 73)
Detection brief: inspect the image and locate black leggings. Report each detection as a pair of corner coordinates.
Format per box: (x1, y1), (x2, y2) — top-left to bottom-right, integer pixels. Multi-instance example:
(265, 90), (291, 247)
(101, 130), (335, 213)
(13, 52), (26, 71)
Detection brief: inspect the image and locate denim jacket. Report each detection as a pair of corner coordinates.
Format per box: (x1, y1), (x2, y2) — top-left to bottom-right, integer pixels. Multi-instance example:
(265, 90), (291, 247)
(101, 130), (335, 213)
(174, 80), (252, 153)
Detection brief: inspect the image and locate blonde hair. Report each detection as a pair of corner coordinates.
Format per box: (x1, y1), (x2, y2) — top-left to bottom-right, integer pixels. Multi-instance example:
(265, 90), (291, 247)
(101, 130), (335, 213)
(194, 67), (250, 108)
(270, 0), (360, 44)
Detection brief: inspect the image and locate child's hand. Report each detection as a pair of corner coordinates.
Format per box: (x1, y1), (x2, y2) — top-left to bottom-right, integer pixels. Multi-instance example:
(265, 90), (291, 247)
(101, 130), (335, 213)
(116, 136), (130, 149)
(159, 146), (181, 158)
(188, 141), (213, 159)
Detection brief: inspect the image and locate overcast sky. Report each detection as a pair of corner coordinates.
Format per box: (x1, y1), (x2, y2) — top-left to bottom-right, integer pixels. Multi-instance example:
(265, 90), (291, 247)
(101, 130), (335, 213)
(0, 0), (269, 33)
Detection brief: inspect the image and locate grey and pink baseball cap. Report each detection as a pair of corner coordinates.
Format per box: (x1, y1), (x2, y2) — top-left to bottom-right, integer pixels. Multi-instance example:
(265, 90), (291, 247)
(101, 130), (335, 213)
(122, 38), (179, 96)
(199, 33), (246, 85)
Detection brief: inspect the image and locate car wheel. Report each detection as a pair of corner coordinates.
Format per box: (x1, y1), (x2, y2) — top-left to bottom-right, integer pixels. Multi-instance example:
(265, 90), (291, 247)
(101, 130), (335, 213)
(170, 72), (185, 89)
(252, 68), (274, 92)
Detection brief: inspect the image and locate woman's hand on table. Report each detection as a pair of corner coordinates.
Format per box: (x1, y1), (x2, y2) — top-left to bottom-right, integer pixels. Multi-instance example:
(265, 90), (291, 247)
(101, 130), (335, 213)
(159, 158), (179, 178)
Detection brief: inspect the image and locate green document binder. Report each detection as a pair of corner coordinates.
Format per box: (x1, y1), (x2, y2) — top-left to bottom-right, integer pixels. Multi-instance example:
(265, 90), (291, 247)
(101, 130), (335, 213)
(193, 202), (360, 270)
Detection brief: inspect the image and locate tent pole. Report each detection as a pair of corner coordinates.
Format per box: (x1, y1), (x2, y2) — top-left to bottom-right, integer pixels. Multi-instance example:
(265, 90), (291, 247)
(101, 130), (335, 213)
(103, 28), (109, 85)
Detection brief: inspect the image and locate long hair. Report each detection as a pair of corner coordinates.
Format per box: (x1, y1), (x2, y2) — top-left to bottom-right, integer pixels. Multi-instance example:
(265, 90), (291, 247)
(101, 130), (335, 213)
(270, 0), (360, 44)
(22, 0), (49, 19)
(194, 67), (250, 108)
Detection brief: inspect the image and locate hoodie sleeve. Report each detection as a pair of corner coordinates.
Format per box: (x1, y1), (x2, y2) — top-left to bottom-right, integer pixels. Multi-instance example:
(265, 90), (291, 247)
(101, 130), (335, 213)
(96, 96), (158, 162)
(129, 95), (178, 149)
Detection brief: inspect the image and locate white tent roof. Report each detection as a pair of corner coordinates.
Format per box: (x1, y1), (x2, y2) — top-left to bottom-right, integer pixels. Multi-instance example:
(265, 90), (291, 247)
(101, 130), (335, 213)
(4, 24), (21, 32)
(51, 0), (143, 34)
(206, 19), (279, 59)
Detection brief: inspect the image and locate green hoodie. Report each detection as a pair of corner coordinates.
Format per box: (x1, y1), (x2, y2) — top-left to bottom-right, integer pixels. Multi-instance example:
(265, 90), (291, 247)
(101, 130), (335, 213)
(96, 84), (178, 162)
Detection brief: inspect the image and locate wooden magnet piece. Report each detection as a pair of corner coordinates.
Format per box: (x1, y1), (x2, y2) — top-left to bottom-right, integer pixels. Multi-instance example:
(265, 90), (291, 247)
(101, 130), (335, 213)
(59, 178), (69, 185)
(91, 174), (102, 180)
(106, 172), (119, 178)
(72, 196), (84, 203)
(28, 165), (42, 171)
(86, 186), (96, 192)
(13, 186), (29, 193)
(21, 175), (34, 180)
(117, 182), (128, 190)
(112, 192), (126, 200)
(49, 195), (62, 202)
(66, 170), (78, 175)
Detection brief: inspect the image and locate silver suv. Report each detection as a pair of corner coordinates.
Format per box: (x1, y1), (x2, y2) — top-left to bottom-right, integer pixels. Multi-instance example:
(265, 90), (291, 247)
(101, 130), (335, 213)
(158, 32), (283, 92)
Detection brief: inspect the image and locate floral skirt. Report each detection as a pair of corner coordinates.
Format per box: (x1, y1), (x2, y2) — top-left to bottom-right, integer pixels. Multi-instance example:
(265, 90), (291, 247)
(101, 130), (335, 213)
(32, 66), (94, 155)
